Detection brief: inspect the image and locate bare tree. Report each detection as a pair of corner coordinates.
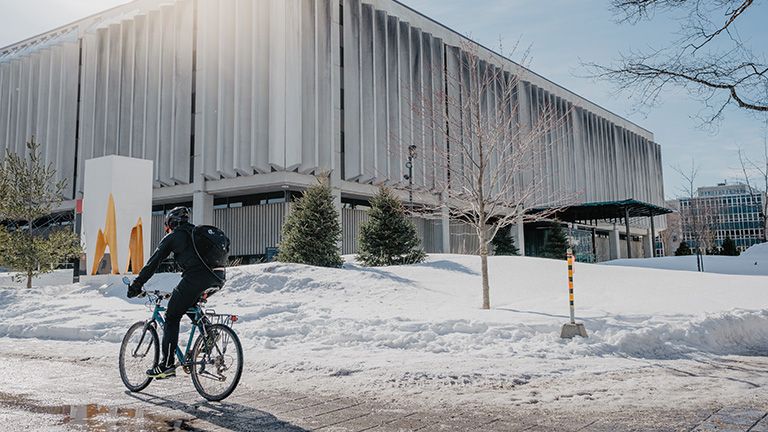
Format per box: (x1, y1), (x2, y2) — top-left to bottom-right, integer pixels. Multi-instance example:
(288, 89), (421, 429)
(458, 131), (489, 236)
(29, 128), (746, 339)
(737, 125), (768, 241)
(588, 0), (767, 124)
(674, 160), (721, 270)
(403, 42), (571, 310)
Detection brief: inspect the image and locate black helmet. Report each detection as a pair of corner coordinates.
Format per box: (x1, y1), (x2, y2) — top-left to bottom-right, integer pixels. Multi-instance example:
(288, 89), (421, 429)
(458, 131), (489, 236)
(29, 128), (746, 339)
(164, 206), (190, 231)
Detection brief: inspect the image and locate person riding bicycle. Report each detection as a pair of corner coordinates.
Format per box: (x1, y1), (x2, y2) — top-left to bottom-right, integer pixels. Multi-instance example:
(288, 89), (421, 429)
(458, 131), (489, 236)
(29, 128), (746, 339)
(126, 207), (225, 379)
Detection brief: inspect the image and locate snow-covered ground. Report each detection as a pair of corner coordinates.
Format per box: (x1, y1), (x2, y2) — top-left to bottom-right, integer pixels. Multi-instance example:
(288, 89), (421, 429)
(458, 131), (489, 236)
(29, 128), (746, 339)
(1, 254), (767, 411)
(604, 241), (768, 276)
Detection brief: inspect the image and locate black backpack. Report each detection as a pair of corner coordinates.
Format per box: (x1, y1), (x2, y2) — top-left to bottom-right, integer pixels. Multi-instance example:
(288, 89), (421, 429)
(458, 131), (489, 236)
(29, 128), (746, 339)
(191, 225), (230, 269)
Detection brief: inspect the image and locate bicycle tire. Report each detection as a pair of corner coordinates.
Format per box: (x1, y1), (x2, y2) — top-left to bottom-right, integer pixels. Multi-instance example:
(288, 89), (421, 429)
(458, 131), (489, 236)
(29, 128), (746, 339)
(190, 324), (244, 401)
(119, 321), (159, 392)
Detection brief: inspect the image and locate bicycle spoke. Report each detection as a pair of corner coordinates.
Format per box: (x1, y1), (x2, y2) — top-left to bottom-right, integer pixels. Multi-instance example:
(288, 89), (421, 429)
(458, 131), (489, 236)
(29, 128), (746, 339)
(120, 322), (158, 393)
(190, 324), (243, 401)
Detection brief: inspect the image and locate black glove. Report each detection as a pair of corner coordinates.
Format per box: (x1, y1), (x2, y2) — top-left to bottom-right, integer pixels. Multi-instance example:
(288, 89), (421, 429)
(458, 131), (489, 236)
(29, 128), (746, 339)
(127, 281), (143, 298)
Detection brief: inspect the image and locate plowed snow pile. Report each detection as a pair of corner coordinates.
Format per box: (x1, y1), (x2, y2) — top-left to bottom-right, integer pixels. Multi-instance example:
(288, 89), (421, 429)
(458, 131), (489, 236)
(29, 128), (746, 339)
(604, 242), (768, 275)
(1, 254), (766, 402)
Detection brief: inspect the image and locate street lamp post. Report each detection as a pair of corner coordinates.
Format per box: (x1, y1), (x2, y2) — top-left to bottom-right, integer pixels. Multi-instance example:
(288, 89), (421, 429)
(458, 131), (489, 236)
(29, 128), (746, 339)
(404, 145), (417, 208)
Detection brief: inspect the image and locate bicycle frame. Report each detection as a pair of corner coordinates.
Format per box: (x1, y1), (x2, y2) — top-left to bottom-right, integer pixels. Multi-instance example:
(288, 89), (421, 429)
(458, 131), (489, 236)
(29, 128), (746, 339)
(147, 302), (206, 366)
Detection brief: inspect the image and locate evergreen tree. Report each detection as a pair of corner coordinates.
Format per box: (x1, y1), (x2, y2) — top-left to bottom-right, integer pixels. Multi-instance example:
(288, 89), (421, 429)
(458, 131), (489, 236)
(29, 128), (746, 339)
(675, 241), (693, 256)
(540, 223), (569, 260)
(721, 236), (739, 256)
(0, 138), (82, 288)
(491, 225), (519, 256)
(277, 178), (343, 268)
(357, 187), (426, 266)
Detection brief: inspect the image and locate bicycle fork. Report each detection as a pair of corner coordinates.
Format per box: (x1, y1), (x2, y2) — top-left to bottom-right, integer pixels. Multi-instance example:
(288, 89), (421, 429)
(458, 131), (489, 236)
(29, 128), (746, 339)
(131, 322), (156, 359)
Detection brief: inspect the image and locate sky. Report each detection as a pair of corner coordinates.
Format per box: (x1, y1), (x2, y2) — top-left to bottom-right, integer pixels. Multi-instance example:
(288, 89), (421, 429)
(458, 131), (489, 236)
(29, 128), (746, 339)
(1, 0), (766, 199)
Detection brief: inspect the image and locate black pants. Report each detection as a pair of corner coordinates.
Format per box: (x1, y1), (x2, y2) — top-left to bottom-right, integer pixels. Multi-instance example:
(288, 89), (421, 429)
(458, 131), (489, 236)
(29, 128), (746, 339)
(161, 270), (225, 367)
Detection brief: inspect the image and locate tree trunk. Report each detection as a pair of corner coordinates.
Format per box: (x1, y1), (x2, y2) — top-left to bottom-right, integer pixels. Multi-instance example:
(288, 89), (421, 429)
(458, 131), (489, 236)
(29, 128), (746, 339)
(26, 271), (33, 289)
(480, 243), (490, 310)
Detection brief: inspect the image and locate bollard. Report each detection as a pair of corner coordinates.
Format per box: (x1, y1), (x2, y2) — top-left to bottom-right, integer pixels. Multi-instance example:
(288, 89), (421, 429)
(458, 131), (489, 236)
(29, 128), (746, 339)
(561, 248), (588, 339)
(568, 248), (575, 324)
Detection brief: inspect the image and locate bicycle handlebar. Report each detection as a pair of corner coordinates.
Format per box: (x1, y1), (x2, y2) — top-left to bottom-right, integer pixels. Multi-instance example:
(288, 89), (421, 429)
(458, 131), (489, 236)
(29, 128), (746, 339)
(122, 276), (172, 300)
(141, 290), (172, 300)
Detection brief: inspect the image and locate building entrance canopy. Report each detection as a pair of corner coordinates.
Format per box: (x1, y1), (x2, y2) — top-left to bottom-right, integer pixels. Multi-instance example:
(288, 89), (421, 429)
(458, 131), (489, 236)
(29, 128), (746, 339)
(531, 199), (673, 259)
(535, 199), (672, 224)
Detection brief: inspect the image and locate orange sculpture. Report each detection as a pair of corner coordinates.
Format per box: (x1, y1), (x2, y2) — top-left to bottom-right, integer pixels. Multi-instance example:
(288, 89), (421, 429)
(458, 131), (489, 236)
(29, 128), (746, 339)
(126, 217), (145, 273)
(91, 194), (120, 275)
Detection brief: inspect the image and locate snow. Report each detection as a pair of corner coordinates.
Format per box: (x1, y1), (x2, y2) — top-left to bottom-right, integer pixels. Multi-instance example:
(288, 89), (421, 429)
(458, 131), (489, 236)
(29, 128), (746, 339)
(1, 254), (767, 408)
(603, 241), (768, 276)
(0, 269), (74, 288)
(742, 241), (768, 259)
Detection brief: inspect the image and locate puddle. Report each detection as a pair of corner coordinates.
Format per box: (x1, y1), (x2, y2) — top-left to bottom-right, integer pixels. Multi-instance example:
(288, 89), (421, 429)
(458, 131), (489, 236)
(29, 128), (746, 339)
(0, 391), (197, 431)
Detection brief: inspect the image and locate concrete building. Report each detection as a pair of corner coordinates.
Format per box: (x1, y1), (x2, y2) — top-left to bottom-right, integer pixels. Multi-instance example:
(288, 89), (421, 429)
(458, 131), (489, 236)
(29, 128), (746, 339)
(0, 0), (666, 262)
(676, 183), (765, 253)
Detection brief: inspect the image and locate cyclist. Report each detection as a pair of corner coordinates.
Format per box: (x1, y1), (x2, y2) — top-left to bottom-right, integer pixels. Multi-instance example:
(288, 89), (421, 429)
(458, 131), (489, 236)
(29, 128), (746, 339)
(127, 207), (225, 379)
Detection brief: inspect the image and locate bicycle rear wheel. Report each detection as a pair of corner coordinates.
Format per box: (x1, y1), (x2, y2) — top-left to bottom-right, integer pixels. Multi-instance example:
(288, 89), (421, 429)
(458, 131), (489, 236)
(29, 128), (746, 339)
(119, 321), (159, 392)
(190, 324), (243, 401)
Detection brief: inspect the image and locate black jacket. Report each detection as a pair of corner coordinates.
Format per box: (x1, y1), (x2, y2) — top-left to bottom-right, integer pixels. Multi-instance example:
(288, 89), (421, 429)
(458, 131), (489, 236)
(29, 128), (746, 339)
(134, 222), (211, 286)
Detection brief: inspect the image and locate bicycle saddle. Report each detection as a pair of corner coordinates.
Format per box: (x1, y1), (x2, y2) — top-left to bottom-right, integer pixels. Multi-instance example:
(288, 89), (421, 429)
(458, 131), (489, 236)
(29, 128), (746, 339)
(198, 287), (221, 303)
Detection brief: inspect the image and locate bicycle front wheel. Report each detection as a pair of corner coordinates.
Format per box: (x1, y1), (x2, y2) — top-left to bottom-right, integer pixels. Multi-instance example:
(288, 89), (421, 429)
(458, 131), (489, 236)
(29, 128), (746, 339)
(190, 324), (243, 401)
(119, 321), (159, 392)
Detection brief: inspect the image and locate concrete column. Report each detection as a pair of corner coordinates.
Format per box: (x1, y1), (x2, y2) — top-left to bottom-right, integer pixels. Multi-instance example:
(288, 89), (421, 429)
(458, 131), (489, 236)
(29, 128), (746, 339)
(515, 213), (526, 256)
(192, 129), (213, 225)
(193, 191), (214, 226)
(649, 215), (656, 258)
(609, 223), (621, 260)
(441, 207), (451, 254)
(643, 228), (654, 258)
(624, 207), (632, 259)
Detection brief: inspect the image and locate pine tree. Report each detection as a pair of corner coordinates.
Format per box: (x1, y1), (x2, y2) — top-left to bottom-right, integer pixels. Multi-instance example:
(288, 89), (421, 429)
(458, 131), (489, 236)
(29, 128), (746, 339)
(0, 138), (82, 288)
(721, 236), (739, 256)
(357, 187), (426, 266)
(675, 241), (693, 256)
(491, 225), (519, 256)
(277, 178), (343, 268)
(540, 223), (569, 260)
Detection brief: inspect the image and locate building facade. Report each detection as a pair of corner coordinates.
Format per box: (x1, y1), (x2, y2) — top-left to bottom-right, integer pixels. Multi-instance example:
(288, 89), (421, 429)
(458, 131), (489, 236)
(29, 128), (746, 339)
(676, 183), (765, 253)
(0, 0), (665, 261)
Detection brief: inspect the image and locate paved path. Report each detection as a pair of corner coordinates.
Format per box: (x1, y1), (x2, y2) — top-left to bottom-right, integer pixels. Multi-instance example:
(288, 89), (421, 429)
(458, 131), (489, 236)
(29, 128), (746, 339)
(4, 383), (766, 431)
(0, 341), (766, 431)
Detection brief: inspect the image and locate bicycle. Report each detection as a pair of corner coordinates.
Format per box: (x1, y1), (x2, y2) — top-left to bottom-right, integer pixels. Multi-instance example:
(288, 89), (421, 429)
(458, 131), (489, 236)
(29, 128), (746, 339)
(118, 277), (244, 401)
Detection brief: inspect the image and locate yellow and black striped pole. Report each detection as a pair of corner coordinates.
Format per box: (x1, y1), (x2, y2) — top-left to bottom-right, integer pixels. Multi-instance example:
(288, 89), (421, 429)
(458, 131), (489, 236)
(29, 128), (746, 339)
(561, 247), (587, 338)
(567, 247), (575, 324)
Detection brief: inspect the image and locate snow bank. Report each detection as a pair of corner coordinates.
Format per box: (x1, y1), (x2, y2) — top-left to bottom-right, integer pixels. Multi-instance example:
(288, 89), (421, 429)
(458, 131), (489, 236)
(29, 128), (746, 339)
(591, 309), (768, 358)
(603, 243), (768, 276)
(0, 269), (74, 288)
(742, 241), (768, 259)
(0, 255), (766, 383)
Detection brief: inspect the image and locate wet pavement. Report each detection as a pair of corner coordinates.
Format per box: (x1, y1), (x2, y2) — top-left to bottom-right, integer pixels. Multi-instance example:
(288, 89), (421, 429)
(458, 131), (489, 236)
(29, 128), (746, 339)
(3, 386), (767, 431)
(0, 341), (766, 431)
(0, 391), (195, 431)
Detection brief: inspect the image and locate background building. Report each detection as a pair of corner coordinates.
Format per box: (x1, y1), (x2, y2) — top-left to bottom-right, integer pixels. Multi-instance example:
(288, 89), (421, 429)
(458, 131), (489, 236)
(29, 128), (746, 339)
(674, 183), (765, 254)
(0, 0), (666, 263)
